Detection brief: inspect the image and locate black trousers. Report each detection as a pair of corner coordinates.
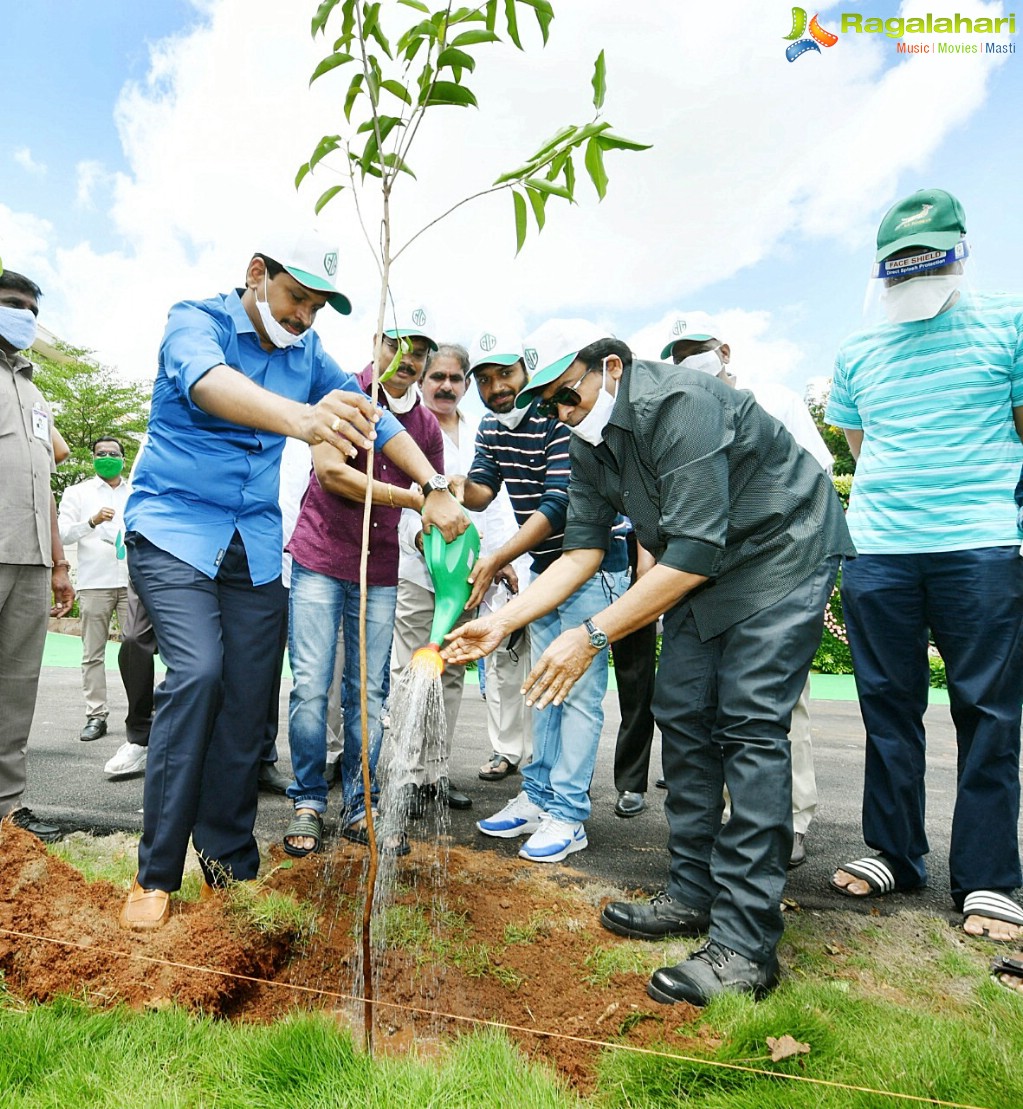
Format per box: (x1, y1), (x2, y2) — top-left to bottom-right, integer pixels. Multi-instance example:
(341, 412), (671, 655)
(611, 532), (658, 791)
(127, 531), (286, 890)
(117, 583), (156, 745)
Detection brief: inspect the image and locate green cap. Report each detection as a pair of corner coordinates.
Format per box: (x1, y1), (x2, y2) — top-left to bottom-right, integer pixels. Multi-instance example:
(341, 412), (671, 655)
(875, 189), (966, 262)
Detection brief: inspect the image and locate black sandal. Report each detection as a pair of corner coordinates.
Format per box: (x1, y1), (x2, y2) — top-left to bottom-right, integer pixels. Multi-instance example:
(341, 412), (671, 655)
(283, 811), (324, 858)
(478, 755), (518, 781)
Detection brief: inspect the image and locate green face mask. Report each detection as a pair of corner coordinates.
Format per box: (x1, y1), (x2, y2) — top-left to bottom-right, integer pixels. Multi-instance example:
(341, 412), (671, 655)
(93, 456), (124, 479)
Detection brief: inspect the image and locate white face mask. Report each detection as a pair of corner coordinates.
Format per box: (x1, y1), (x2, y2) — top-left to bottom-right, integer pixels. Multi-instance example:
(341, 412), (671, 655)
(0, 305), (38, 352)
(255, 273), (305, 348)
(492, 402), (530, 429)
(883, 274), (963, 324)
(569, 358), (616, 446)
(383, 383), (418, 414)
(678, 349), (723, 375)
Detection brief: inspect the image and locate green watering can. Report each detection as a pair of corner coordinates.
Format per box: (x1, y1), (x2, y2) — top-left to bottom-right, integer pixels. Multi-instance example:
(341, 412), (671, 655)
(413, 514), (480, 673)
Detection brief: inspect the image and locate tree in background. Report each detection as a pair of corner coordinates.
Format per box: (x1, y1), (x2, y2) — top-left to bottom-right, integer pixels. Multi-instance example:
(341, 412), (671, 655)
(32, 343), (150, 501)
(808, 387), (855, 476)
(299, 0), (649, 1052)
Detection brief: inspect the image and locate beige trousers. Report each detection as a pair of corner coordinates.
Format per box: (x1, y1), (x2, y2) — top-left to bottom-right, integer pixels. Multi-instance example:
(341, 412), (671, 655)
(79, 587), (128, 719)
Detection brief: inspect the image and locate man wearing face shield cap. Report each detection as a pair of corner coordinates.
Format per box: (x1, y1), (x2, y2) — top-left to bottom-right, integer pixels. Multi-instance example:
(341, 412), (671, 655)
(827, 189), (1023, 944)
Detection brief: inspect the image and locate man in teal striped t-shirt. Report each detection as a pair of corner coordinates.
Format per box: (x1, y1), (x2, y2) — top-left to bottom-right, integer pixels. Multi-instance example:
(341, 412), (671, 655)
(827, 189), (1023, 943)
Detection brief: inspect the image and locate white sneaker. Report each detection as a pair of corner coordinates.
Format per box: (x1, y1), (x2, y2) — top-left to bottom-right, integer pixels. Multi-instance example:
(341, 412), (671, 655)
(519, 814), (587, 863)
(104, 742), (148, 777)
(477, 791), (543, 838)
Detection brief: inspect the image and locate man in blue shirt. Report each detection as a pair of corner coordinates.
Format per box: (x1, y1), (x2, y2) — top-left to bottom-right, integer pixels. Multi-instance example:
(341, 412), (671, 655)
(119, 233), (465, 930)
(827, 190), (1023, 943)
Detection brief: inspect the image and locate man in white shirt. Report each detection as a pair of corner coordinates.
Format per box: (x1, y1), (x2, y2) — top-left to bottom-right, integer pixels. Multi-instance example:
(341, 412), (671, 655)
(58, 437), (131, 741)
(662, 323), (834, 867)
(390, 343), (480, 816)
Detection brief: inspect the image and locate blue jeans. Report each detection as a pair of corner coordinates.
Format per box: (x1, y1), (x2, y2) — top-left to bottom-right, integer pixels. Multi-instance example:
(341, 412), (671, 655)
(522, 569), (628, 823)
(842, 547), (1023, 904)
(287, 563), (397, 819)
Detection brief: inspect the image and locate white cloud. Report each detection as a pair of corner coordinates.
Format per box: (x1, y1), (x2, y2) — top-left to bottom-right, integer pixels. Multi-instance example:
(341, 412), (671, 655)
(13, 146), (46, 175)
(5, 0), (1012, 386)
(74, 161), (111, 210)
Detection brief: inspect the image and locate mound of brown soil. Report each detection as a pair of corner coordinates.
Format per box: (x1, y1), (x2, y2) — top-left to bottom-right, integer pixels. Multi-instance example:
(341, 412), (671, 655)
(0, 825), (707, 1089)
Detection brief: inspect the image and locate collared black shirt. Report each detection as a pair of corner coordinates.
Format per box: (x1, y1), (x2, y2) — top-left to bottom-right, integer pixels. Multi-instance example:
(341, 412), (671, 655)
(562, 359), (855, 640)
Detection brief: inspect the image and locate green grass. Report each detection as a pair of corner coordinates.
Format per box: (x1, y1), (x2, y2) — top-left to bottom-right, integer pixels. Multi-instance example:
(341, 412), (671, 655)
(597, 977), (1023, 1108)
(0, 1001), (575, 1108)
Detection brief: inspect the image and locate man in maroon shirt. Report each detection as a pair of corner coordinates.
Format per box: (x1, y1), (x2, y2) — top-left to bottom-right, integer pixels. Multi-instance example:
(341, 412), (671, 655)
(283, 306), (444, 856)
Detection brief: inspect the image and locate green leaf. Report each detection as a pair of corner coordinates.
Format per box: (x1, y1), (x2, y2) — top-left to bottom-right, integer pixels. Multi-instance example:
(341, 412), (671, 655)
(397, 19), (435, 54)
(525, 185), (547, 231)
(381, 152), (416, 178)
(308, 134), (342, 171)
(437, 46), (476, 72)
(341, 0), (357, 43)
(596, 132), (653, 152)
(524, 176), (571, 200)
(493, 159), (542, 185)
(424, 81), (478, 108)
(379, 343), (405, 383)
(397, 0), (429, 10)
(343, 72), (364, 121)
(518, 0), (554, 44)
(379, 78), (412, 105)
(529, 123), (578, 162)
(504, 0), (522, 48)
(451, 28), (501, 46)
(584, 137), (608, 200)
(295, 162), (311, 190)
(314, 185), (344, 215)
(563, 153), (576, 198)
(309, 51), (354, 85)
(364, 3), (394, 59)
(311, 0), (340, 37)
(486, 0), (498, 33)
(512, 189), (527, 254)
(591, 49), (606, 109)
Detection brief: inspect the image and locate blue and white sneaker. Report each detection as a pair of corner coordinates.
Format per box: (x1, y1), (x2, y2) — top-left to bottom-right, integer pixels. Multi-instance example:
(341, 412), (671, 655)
(477, 791), (543, 838)
(518, 815), (588, 863)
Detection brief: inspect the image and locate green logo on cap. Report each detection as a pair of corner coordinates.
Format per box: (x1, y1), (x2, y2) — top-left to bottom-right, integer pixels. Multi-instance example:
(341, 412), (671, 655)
(671, 319), (687, 338)
(323, 252), (338, 276)
(524, 347), (538, 372)
(480, 332), (497, 352)
(412, 308), (427, 327)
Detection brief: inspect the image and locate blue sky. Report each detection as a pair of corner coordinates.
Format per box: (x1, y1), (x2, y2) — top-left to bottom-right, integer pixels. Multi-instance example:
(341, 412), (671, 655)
(2, 0), (1020, 398)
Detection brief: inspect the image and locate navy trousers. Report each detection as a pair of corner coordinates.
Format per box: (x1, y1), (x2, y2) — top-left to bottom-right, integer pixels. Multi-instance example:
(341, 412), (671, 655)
(126, 532), (286, 890)
(654, 557), (838, 963)
(841, 547), (1023, 905)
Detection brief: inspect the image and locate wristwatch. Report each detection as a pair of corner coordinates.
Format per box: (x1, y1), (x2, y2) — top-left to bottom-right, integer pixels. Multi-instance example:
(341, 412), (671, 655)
(583, 618), (609, 651)
(423, 474), (450, 497)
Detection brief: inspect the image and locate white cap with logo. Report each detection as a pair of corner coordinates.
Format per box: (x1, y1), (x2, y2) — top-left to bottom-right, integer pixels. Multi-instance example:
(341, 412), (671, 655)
(257, 230), (351, 315)
(468, 329), (526, 376)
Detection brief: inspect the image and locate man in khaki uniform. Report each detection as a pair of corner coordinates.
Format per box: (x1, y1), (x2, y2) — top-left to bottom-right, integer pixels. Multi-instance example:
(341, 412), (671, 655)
(0, 268), (75, 841)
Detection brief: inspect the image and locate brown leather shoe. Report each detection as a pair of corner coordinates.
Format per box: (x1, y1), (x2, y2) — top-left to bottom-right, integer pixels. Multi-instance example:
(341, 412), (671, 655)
(119, 876), (171, 931)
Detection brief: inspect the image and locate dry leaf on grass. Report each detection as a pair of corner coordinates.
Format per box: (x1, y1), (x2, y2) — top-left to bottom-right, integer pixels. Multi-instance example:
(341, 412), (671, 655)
(767, 1034), (811, 1062)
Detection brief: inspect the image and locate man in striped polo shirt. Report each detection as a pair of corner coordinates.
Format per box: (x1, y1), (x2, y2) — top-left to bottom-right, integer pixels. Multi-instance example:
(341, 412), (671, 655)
(455, 324), (628, 864)
(828, 189), (1023, 942)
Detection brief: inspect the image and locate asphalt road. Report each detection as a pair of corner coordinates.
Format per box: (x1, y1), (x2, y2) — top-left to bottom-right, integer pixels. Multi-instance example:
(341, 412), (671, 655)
(24, 663), (1021, 930)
